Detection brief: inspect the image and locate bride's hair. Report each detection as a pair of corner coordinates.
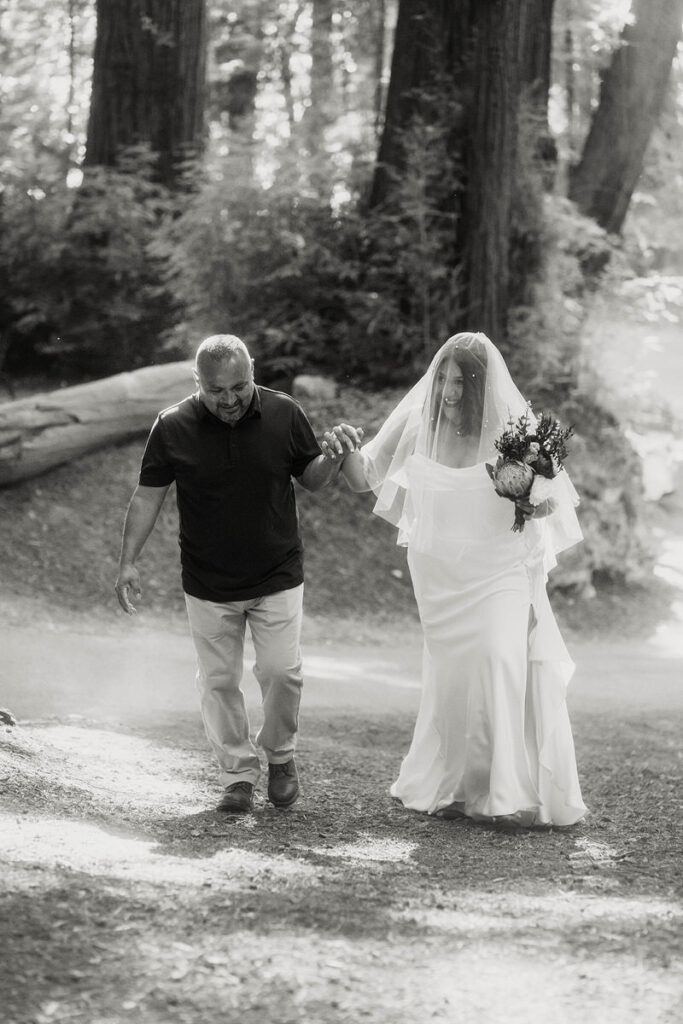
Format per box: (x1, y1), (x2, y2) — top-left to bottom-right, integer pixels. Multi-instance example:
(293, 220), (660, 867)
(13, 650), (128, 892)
(429, 335), (487, 439)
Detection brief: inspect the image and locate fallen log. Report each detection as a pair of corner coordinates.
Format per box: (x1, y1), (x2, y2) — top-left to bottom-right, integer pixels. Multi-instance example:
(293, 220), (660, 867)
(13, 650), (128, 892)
(0, 361), (194, 486)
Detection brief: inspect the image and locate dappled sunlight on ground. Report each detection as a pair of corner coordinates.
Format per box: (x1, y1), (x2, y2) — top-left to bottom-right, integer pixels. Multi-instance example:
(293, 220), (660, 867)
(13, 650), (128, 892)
(307, 832), (419, 863)
(571, 835), (620, 861)
(417, 943), (682, 1024)
(2, 701), (682, 1024)
(1, 814), (319, 889)
(393, 886), (681, 939)
(22, 723), (205, 812)
(15, 916), (678, 1024)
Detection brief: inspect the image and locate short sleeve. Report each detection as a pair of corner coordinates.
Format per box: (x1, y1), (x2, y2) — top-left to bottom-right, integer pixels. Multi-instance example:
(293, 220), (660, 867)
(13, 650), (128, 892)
(290, 403), (322, 478)
(139, 416), (176, 487)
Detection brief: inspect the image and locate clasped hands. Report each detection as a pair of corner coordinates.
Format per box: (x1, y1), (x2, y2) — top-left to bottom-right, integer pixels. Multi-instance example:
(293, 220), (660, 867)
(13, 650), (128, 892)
(321, 423), (364, 462)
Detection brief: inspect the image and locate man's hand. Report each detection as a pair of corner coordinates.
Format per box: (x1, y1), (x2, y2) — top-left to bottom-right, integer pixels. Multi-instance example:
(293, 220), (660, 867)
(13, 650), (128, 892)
(321, 424), (364, 462)
(115, 563), (142, 615)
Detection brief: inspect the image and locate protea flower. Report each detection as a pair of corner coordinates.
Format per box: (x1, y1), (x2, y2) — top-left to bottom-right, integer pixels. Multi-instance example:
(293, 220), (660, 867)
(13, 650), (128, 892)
(486, 457), (535, 532)
(488, 458), (534, 499)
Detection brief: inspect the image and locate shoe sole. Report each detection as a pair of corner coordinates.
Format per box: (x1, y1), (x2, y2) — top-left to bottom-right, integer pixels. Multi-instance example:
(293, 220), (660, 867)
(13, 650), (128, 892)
(268, 789), (299, 809)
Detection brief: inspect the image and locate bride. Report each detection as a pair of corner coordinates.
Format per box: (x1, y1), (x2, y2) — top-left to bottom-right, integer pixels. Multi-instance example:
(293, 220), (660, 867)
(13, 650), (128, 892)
(322, 332), (586, 829)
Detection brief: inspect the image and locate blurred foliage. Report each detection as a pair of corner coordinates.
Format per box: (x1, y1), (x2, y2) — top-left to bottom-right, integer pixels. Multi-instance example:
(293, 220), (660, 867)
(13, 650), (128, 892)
(1, 0), (677, 385)
(155, 93), (459, 387)
(1, 147), (184, 377)
(0, 1), (94, 185)
(626, 57), (683, 273)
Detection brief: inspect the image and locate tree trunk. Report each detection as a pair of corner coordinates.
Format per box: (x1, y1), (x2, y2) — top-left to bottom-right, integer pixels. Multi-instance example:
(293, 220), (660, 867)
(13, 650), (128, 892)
(84, 0), (207, 188)
(519, 0), (554, 112)
(373, 0), (388, 136)
(370, 0), (541, 343)
(457, 0), (524, 341)
(520, 0), (556, 177)
(0, 362), (194, 486)
(568, 0), (683, 234)
(369, 0), (454, 208)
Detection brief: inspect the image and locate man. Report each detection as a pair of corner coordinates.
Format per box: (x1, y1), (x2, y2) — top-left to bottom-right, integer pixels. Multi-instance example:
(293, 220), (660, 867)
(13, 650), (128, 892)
(115, 335), (360, 813)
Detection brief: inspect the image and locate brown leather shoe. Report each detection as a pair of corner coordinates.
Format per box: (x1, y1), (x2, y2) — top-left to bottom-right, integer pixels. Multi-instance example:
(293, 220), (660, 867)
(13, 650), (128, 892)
(216, 781), (254, 813)
(267, 759), (299, 808)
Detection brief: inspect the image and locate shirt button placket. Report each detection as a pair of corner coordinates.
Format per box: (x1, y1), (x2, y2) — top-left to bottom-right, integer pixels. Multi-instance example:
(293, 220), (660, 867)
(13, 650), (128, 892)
(223, 424), (234, 470)
(229, 426), (240, 466)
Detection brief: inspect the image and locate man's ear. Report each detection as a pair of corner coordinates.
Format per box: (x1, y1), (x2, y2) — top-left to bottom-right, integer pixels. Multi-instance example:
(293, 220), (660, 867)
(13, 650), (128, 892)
(192, 366), (199, 386)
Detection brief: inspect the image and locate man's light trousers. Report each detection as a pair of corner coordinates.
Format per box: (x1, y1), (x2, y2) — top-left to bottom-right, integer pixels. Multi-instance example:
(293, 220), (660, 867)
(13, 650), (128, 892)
(184, 585), (304, 786)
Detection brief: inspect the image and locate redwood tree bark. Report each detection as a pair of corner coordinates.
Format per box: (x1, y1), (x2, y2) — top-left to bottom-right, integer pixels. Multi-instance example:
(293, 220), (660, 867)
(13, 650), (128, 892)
(84, 0), (207, 187)
(458, 0), (524, 340)
(569, 0), (683, 233)
(369, 0), (458, 208)
(519, 0), (556, 176)
(519, 0), (554, 114)
(369, 0), (544, 343)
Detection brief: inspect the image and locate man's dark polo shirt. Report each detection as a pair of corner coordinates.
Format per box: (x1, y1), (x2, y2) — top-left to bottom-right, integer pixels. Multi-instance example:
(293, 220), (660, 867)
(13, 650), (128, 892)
(139, 387), (321, 602)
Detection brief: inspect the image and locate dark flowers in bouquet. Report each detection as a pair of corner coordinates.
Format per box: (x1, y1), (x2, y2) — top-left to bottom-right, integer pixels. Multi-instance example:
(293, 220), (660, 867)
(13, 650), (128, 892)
(486, 410), (574, 532)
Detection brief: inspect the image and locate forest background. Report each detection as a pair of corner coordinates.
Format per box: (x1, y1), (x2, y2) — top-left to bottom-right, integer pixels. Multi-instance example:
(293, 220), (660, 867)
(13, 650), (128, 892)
(1, 0), (682, 622)
(3, 8), (683, 1022)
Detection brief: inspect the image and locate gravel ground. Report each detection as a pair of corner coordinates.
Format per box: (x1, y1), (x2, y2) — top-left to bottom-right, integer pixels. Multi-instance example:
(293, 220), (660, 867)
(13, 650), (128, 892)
(1, 684), (682, 1024)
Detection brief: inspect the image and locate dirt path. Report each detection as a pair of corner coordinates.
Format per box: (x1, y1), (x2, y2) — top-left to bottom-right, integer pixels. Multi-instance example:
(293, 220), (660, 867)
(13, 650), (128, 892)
(1, 595), (682, 1024)
(1, 608), (683, 719)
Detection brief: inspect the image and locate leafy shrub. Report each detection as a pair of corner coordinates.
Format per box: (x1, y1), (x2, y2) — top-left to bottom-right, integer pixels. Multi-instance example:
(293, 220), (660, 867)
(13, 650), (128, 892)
(504, 177), (650, 593)
(155, 102), (460, 388)
(548, 388), (653, 592)
(1, 146), (183, 379)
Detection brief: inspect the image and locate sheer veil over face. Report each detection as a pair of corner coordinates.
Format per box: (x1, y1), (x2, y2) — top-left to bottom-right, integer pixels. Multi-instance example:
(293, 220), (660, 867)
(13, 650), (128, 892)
(363, 332), (528, 499)
(362, 332), (582, 559)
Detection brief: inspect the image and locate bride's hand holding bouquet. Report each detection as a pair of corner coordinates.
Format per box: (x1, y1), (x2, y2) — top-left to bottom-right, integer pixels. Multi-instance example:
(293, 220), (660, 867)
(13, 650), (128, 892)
(486, 410), (573, 532)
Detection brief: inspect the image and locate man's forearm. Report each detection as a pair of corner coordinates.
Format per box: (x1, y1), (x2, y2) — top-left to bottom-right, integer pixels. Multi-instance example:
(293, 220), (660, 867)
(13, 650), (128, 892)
(119, 486), (168, 565)
(298, 453), (345, 492)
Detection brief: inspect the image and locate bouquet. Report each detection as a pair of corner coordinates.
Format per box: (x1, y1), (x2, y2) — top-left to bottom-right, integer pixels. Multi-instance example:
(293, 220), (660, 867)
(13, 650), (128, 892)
(485, 409), (573, 532)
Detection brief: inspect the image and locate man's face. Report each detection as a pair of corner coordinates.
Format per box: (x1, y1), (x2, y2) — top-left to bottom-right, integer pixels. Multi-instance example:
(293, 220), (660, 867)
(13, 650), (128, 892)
(194, 352), (255, 425)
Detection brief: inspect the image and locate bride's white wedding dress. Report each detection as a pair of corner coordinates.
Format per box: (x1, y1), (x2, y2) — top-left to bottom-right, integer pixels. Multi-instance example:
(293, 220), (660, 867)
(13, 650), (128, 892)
(390, 453), (586, 826)
(359, 333), (587, 828)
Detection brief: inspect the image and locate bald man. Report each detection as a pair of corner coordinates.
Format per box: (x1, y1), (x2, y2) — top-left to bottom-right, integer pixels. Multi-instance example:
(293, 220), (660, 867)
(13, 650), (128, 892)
(115, 335), (360, 813)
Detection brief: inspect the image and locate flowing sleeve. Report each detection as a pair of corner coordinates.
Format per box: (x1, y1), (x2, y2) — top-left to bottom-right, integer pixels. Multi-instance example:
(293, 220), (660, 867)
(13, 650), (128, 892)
(360, 379), (428, 540)
(540, 469), (583, 575)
